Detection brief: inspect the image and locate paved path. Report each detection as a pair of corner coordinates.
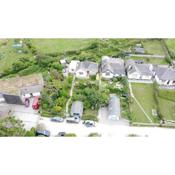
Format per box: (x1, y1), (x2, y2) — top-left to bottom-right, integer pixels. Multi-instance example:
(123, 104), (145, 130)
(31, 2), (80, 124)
(65, 75), (76, 114)
(128, 54), (165, 58)
(128, 82), (153, 123)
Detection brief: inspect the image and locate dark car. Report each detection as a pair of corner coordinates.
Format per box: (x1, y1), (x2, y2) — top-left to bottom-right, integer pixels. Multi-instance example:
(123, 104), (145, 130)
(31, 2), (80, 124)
(57, 132), (66, 137)
(36, 130), (51, 137)
(66, 117), (80, 124)
(51, 117), (64, 123)
(24, 98), (30, 107)
(83, 120), (95, 127)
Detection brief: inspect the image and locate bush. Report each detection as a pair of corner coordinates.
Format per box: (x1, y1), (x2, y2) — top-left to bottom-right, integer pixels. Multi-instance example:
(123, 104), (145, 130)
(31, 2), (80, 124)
(88, 132), (101, 137)
(65, 133), (77, 137)
(82, 114), (98, 122)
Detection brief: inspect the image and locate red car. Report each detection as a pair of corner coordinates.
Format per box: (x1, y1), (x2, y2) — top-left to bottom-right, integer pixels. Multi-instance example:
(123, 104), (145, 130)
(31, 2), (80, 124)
(32, 96), (40, 110)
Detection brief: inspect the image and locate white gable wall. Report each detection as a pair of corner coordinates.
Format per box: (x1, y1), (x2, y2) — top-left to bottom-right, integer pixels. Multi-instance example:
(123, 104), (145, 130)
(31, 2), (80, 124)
(128, 72), (140, 79)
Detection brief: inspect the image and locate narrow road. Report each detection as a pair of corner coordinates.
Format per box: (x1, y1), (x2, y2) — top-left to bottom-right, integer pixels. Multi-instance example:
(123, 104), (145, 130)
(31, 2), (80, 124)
(129, 82), (153, 123)
(65, 75), (76, 114)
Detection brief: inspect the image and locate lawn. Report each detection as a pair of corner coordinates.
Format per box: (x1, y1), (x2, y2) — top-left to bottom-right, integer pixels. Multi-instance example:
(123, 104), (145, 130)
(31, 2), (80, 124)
(130, 83), (159, 123)
(165, 39), (175, 54)
(142, 39), (165, 55)
(130, 56), (168, 65)
(31, 39), (96, 54)
(157, 97), (175, 121)
(157, 88), (175, 121)
(0, 39), (33, 73)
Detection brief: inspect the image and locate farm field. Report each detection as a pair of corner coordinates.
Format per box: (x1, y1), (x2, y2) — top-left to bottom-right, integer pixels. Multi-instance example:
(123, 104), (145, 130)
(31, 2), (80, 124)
(0, 39), (33, 73)
(142, 40), (165, 55)
(130, 83), (159, 123)
(31, 39), (96, 54)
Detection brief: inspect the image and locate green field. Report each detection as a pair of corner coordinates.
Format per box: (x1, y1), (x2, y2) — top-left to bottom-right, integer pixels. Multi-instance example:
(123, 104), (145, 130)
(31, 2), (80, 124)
(0, 39), (33, 73)
(165, 39), (175, 54)
(31, 39), (95, 54)
(157, 88), (175, 121)
(130, 83), (158, 123)
(142, 40), (165, 55)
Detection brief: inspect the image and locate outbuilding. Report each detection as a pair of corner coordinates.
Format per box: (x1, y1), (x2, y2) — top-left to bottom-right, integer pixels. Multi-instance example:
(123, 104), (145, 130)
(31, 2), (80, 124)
(70, 101), (83, 118)
(108, 94), (121, 120)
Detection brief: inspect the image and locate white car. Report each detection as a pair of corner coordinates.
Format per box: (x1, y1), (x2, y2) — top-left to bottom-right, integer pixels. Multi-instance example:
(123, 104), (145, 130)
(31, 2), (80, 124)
(66, 117), (80, 124)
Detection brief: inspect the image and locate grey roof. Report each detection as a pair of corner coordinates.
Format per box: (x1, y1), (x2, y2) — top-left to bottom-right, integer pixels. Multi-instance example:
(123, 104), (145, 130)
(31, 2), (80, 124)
(126, 60), (153, 76)
(108, 94), (120, 119)
(76, 61), (98, 75)
(101, 57), (125, 75)
(20, 85), (43, 95)
(153, 66), (175, 81)
(71, 101), (83, 117)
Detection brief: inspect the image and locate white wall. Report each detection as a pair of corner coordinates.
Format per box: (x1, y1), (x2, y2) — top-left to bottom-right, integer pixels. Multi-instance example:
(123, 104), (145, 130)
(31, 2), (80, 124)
(101, 72), (114, 79)
(128, 72), (140, 79)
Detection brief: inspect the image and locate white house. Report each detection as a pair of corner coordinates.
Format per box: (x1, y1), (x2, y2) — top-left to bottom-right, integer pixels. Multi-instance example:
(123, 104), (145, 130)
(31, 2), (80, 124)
(68, 60), (80, 74)
(101, 56), (125, 79)
(153, 65), (175, 86)
(75, 61), (98, 78)
(125, 59), (153, 80)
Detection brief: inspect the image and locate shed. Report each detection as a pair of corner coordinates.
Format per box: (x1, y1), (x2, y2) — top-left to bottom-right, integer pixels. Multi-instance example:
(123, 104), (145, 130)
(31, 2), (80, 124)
(70, 101), (83, 118)
(108, 94), (121, 120)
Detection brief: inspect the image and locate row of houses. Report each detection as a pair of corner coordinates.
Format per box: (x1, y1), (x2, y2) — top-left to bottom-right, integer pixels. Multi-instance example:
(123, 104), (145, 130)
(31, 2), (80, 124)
(65, 56), (175, 86)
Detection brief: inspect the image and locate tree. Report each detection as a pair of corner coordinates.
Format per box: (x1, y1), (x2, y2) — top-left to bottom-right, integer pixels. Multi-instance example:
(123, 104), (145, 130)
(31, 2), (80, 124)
(0, 117), (27, 136)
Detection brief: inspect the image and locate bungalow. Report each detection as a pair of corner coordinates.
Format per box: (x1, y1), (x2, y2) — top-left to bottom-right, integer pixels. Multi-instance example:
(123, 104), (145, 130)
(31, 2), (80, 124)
(108, 94), (120, 120)
(153, 65), (175, 86)
(75, 61), (98, 78)
(68, 60), (80, 74)
(101, 56), (125, 79)
(70, 101), (83, 118)
(126, 59), (153, 80)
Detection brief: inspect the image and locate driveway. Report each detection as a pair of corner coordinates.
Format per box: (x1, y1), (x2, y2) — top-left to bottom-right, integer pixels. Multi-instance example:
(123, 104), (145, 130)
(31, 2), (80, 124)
(98, 107), (129, 126)
(3, 98), (40, 130)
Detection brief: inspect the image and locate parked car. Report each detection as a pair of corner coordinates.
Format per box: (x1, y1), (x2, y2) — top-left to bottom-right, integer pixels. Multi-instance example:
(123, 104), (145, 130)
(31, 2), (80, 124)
(57, 132), (66, 137)
(83, 120), (95, 127)
(36, 130), (50, 137)
(32, 96), (40, 110)
(50, 117), (64, 123)
(24, 98), (30, 107)
(66, 117), (80, 124)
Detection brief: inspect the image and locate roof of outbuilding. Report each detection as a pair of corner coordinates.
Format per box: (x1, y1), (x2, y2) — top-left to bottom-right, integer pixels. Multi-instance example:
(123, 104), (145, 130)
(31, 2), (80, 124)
(71, 101), (83, 117)
(108, 94), (120, 117)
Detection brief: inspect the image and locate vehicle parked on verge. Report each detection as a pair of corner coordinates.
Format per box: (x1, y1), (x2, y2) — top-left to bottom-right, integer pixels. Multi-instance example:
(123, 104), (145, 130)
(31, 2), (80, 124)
(24, 98), (30, 107)
(50, 117), (64, 123)
(66, 116), (80, 124)
(36, 130), (50, 137)
(83, 120), (95, 127)
(32, 96), (40, 110)
(57, 132), (66, 137)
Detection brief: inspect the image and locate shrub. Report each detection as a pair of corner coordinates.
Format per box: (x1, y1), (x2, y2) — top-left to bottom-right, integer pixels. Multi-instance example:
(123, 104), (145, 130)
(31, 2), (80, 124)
(65, 133), (77, 137)
(88, 132), (101, 137)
